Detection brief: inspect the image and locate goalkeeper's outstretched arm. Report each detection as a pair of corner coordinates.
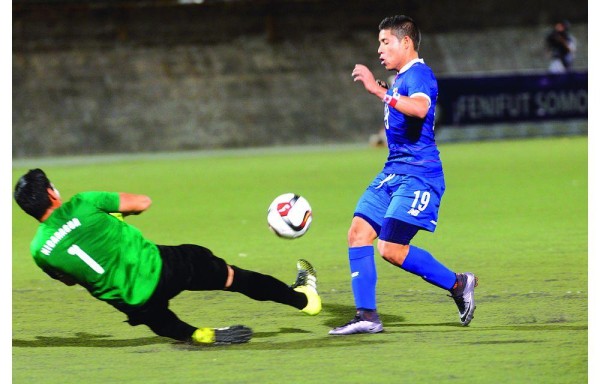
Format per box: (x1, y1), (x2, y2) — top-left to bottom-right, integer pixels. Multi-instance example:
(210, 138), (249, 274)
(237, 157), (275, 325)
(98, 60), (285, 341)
(118, 193), (152, 216)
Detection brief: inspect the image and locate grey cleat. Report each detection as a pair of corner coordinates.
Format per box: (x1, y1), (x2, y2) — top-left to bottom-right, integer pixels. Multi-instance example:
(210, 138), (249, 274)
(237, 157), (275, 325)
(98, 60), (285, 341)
(329, 311), (384, 335)
(449, 272), (478, 326)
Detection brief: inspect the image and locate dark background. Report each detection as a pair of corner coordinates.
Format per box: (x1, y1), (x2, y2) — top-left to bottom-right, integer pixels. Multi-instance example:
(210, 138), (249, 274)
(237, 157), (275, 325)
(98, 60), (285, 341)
(12, 0), (588, 158)
(13, 0), (588, 48)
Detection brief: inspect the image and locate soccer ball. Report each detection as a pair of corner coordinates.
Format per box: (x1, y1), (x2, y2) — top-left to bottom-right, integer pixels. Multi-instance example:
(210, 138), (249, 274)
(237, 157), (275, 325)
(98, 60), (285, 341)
(267, 193), (312, 239)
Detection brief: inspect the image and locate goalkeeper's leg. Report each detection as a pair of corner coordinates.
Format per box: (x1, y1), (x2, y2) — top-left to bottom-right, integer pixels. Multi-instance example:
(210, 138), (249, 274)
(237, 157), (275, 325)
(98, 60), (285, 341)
(158, 244), (318, 314)
(227, 265), (312, 311)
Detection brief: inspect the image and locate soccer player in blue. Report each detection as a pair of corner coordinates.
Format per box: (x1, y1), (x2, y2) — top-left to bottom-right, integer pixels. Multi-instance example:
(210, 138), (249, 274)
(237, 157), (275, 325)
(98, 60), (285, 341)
(329, 15), (478, 335)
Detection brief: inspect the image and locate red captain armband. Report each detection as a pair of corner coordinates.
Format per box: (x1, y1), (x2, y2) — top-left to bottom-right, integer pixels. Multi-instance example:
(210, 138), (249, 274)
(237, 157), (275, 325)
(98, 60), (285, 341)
(382, 94), (399, 108)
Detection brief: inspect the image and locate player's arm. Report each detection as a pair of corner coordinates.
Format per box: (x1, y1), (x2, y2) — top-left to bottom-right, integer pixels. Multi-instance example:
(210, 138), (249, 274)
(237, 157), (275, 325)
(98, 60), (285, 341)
(352, 64), (430, 119)
(386, 94), (430, 119)
(118, 193), (152, 216)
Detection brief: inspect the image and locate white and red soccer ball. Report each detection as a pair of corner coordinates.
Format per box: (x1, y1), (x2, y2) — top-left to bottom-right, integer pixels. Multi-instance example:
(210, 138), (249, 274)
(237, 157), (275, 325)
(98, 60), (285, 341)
(267, 193), (312, 239)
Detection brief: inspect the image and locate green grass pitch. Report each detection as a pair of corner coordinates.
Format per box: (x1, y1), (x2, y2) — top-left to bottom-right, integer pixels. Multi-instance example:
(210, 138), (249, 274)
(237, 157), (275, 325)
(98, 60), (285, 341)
(11, 136), (588, 383)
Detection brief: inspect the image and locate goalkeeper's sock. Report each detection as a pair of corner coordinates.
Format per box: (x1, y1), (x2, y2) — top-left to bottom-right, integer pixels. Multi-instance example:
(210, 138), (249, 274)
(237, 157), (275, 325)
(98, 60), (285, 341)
(349, 246), (377, 310)
(400, 245), (457, 290)
(228, 265), (307, 310)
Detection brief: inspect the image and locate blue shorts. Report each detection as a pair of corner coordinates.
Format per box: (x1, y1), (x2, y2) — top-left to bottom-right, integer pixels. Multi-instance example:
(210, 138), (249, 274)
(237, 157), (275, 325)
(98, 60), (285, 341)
(354, 172), (445, 239)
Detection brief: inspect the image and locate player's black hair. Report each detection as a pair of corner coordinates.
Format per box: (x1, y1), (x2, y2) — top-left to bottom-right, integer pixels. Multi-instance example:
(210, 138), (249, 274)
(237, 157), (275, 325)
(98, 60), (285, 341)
(379, 15), (421, 52)
(14, 168), (53, 221)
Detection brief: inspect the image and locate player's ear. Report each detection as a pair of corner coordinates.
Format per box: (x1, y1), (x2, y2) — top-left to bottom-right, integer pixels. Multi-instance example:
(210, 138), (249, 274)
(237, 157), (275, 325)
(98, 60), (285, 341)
(402, 35), (411, 49)
(48, 186), (61, 203)
(50, 183), (61, 198)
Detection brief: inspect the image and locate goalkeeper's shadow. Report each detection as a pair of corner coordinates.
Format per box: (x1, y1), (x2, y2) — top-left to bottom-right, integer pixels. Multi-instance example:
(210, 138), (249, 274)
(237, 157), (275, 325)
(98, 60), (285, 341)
(13, 333), (168, 348)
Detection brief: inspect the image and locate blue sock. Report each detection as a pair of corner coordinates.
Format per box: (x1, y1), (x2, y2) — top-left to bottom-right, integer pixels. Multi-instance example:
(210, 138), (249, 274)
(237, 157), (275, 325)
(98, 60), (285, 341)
(401, 245), (457, 290)
(349, 246), (377, 310)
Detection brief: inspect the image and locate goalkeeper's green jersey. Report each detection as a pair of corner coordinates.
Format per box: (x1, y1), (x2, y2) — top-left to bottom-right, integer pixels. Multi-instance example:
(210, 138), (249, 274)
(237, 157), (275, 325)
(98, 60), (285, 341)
(30, 191), (162, 307)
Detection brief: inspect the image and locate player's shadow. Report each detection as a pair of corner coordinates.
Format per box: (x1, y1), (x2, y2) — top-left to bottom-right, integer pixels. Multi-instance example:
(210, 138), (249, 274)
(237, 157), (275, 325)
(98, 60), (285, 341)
(13, 303), (474, 350)
(321, 302), (406, 329)
(321, 302), (471, 331)
(13, 332), (169, 348)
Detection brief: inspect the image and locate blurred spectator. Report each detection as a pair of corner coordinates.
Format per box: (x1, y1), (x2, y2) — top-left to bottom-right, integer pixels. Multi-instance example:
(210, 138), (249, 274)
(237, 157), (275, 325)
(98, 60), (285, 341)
(545, 20), (576, 73)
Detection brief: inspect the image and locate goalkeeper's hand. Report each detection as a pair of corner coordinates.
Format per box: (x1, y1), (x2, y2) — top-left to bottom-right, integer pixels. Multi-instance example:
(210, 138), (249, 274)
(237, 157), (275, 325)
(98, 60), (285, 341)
(191, 325), (253, 345)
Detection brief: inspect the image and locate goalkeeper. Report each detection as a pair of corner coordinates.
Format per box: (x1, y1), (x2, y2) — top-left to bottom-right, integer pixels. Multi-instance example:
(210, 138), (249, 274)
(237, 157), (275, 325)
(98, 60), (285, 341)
(13, 168), (321, 345)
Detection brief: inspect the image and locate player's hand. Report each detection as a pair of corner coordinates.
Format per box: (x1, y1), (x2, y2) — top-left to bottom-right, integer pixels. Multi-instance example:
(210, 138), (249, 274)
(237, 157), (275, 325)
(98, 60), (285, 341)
(352, 64), (385, 97)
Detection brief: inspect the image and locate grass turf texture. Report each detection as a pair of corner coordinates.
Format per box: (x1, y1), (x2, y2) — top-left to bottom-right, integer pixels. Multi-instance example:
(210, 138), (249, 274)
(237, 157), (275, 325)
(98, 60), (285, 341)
(12, 137), (588, 383)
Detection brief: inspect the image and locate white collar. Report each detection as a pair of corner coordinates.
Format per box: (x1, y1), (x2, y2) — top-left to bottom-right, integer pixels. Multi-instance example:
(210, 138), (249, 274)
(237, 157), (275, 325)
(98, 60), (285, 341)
(399, 58), (424, 74)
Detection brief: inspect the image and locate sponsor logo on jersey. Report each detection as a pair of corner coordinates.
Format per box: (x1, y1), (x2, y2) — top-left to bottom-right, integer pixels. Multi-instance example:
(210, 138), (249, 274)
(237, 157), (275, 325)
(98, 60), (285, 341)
(407, 208), (420, 216)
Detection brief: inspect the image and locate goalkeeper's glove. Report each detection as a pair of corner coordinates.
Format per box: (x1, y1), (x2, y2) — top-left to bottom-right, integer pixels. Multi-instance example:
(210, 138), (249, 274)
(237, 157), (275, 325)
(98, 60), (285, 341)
(191, 325), (252, 345)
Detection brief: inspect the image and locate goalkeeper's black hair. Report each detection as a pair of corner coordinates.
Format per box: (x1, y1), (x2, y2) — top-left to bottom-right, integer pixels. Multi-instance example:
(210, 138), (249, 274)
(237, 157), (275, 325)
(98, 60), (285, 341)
(14, 168), (53, 221)
(379, 15), (421, 52)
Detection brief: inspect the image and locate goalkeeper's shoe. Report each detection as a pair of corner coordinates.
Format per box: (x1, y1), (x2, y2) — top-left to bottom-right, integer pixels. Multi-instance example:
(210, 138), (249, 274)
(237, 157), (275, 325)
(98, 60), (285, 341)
(291, 259), (321, 316)
(191, 325), (253, 345)
(329, 310), (384, 335)
(449, 272), (478, 326)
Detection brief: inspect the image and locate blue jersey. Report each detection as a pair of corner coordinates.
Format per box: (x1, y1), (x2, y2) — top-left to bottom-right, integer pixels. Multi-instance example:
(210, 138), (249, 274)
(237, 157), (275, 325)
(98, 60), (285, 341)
(383, 59), (443, 177)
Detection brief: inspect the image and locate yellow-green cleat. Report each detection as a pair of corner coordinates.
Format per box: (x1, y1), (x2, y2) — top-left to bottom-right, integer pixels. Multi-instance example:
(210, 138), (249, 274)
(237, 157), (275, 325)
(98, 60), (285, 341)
(291, 259), (322, 316)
